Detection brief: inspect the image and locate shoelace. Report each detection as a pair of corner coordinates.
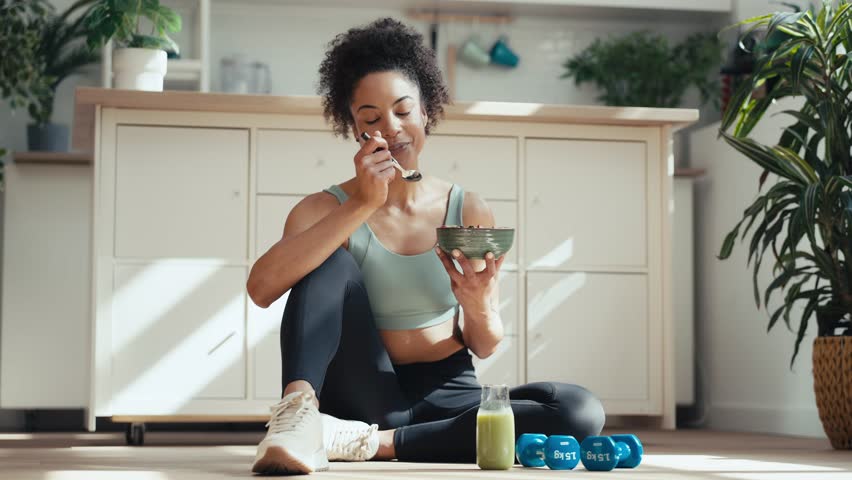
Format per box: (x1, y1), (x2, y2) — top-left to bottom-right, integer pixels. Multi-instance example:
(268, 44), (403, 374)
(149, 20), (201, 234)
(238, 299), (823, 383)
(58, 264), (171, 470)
(329, 423), (378, 460)
(266, 394), (313, 435)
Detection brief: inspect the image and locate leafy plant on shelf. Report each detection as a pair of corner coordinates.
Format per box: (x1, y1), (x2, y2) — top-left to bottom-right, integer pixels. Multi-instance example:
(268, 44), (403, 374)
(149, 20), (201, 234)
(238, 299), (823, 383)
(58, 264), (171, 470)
(84, 0), (181, 55)
(717, 0), (852, 366)
(0, 0), (101, 127)
(560, 30), (724, 108)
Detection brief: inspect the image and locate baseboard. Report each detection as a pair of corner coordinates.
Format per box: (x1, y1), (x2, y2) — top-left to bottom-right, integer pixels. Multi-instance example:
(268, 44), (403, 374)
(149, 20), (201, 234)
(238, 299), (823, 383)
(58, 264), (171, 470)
(706, 403), (825, 438)
(0, 409), (24, 430)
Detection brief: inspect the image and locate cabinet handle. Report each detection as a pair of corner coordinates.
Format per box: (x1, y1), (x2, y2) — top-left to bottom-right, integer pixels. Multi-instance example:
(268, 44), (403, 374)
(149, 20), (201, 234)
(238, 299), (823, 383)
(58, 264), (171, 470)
(451, 161), (459, 171)
(316, 157), (325, 167)
(532, 195), (539, 205)
(233, 190), (241, 198)
(208, 331), (236, 355)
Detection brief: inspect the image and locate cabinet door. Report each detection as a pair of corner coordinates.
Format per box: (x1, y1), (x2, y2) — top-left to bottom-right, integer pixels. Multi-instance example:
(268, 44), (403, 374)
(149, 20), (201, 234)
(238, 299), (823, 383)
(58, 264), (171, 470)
(252, 195), (303, 399)
(424, 135), (517, 200)
(497, 271), (519, 336)
(114, 126), (249, 259)
(473, 337), (519, 387)
(110, 263), (247, 414)
(257, 130), (355, 195)
(525, 139), (647, 270)
(256, 196), (303, 256)
(526, 272), (650, 405)
(1, 164), (91, 408)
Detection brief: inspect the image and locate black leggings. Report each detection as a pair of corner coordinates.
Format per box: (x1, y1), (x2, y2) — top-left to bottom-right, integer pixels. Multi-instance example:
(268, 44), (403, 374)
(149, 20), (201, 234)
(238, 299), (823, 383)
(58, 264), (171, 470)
(280, 247), (605, 462)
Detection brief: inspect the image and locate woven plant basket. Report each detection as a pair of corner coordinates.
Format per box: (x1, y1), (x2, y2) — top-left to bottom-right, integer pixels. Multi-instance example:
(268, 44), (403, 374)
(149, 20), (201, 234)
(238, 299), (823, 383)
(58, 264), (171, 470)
(813, 336), (852, 449)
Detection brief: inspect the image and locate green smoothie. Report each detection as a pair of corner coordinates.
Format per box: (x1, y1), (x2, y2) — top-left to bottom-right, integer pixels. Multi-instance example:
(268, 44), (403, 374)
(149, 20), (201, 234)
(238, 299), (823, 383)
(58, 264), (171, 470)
(476, 407), (515, 470)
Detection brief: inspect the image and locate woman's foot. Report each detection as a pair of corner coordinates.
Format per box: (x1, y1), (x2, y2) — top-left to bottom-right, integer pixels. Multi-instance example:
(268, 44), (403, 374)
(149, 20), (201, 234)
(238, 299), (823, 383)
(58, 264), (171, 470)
(321, 414), (380, 461)
(252, 391), (328, 475)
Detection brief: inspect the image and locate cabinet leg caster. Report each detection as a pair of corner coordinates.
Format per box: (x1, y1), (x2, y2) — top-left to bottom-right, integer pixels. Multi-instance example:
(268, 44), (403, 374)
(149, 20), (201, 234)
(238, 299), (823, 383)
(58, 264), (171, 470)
(125, 422), (146, 446)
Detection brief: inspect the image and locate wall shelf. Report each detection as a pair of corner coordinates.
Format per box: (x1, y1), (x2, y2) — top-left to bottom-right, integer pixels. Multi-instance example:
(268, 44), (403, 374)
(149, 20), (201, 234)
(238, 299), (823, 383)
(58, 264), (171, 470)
(13, 152), (92, 165)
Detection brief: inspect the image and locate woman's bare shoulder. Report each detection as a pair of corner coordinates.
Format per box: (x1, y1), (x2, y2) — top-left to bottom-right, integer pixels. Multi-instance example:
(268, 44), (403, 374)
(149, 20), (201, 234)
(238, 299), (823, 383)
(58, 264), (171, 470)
(461, 190), (495, 227)
(283, 190), (344, 238)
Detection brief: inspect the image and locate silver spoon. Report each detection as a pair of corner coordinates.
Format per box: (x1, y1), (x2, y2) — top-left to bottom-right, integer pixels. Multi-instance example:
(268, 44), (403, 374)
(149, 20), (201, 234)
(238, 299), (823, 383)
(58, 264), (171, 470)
(360, 132), (422, 182)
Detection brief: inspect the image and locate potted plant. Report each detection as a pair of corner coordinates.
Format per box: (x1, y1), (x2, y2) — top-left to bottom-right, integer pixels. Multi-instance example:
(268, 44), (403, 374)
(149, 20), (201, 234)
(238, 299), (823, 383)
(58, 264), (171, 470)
(84, 0), (182, 91)
(0, 0), (101, 151)
(717, 1), (852, 449)
(560, 30), (724, 108)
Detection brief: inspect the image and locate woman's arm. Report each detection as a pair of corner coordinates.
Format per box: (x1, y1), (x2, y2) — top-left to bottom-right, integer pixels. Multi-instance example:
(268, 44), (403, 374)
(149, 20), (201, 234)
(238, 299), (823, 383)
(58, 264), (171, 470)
(437, 191), (505, 359)
(247, 193), (375, 308)
(247, 132), (397, 308)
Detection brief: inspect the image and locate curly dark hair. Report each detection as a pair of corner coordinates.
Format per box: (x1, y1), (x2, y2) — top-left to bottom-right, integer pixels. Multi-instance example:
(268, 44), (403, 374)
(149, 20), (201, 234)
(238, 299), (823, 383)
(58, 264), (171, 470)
(317, 17), (450, 139)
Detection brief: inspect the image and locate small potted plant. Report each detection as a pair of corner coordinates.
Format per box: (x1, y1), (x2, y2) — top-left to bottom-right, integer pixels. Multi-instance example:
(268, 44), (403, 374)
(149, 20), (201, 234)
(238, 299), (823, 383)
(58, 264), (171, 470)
(717, 1), (852, 449)
(561, 30), (724, 108)
(0, 0), (101, 151)
(84, 0), (182, 91)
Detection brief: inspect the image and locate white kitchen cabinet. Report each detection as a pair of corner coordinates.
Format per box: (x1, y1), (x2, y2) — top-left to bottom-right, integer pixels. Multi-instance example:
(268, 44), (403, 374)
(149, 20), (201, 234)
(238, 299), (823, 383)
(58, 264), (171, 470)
(255, 195), (302, 256)
(257, 129), (355, 195)
(110, 263), (247, 414)
(526, 272), (659, 414)
(57, 88), (692, 433)
(423, 135), (518, 200)
(114, 126), (249, 260)
(525, 139), (648, 271)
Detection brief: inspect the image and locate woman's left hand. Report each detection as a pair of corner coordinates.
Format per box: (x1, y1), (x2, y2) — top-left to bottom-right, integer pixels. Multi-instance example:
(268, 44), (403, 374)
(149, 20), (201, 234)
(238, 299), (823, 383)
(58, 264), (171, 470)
(436, 248), (505, 322)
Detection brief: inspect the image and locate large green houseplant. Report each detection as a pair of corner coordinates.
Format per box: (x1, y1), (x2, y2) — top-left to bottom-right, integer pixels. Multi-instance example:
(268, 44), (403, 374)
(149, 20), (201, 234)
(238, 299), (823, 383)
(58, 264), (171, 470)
(717, 0), (852, 449)
(561, 30), (724, 108)
(84, 0), (181, 91)
(0, 0), (101, 151)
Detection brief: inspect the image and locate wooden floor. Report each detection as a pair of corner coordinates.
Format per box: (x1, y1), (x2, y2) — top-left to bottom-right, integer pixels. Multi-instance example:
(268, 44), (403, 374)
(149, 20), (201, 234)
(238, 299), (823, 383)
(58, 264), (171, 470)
(0, 429), (850, 479)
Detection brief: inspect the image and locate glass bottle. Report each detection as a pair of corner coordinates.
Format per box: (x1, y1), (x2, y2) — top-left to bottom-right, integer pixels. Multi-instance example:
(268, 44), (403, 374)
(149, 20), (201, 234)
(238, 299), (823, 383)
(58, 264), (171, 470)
(476, 384), (515, 470)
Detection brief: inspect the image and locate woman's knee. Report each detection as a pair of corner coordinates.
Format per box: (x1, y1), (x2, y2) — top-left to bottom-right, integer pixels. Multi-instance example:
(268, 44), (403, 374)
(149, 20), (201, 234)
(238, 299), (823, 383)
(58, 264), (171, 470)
(297, 247), (362, 288)
(547, 382), (606, 440)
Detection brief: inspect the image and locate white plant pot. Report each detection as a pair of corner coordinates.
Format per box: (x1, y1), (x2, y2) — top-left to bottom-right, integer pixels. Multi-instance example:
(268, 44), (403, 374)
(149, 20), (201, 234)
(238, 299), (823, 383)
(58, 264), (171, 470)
(112, 48), (168, 91)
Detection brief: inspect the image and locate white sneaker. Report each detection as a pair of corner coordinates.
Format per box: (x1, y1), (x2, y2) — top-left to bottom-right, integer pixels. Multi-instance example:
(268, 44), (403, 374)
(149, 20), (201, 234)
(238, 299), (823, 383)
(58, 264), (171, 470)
(321, 413), (379, 462)
(251, 391), (329, 475)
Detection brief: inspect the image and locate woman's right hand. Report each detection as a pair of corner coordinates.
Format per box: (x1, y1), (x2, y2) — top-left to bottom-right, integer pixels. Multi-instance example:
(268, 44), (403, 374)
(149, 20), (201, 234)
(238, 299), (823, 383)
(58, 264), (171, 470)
(352, 130), (395, 209)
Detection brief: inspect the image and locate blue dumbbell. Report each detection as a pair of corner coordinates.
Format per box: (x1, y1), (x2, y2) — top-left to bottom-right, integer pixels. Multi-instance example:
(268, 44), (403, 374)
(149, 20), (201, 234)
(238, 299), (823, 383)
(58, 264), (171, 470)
(580, 434), (643, 471)
(515, 433), (547, 467)
(515, 434), (580, 470)
(544, 435), (580, 470)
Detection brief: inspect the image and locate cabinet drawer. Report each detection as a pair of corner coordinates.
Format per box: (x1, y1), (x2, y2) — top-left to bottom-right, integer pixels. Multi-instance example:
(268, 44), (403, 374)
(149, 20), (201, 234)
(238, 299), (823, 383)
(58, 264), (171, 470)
(526, 272), (649, 403)
(525, 139), (647, 270)
(424, 135), (517, 200)
(257, 130), (355, 195)
(114, 126), (249, 259)
(473, 336), (519, 387)
(110, 263), (247, 414)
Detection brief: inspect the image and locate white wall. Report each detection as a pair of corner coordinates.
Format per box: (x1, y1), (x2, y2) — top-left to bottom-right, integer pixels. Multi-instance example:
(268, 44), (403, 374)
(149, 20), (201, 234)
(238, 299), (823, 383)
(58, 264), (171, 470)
(682, 0), (829, 440)
(1, 2), (723, 156)
(208, 3), (717, 106)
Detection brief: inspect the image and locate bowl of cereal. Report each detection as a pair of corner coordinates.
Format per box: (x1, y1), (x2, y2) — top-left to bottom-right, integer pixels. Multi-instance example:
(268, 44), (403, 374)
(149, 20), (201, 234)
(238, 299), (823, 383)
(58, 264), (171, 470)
(436, 225), (515, 259)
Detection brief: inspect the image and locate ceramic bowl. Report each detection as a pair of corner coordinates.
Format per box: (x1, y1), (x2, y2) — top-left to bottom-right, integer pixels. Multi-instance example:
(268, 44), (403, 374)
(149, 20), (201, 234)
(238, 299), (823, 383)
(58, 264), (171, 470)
(436, 225), (515, 259)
